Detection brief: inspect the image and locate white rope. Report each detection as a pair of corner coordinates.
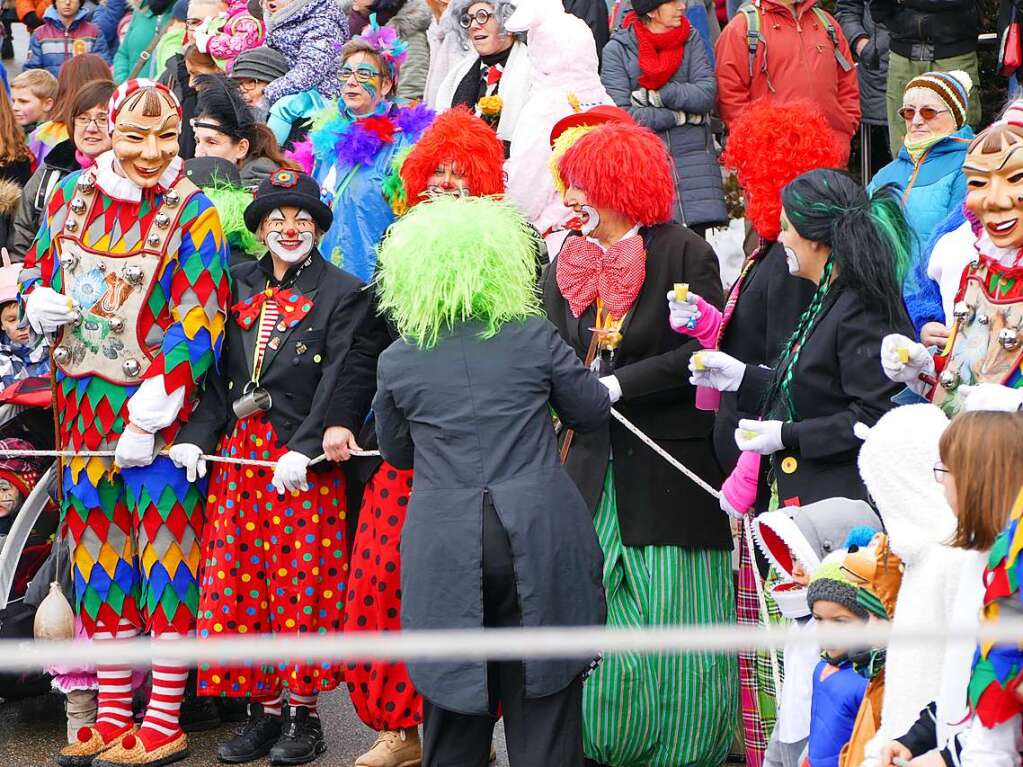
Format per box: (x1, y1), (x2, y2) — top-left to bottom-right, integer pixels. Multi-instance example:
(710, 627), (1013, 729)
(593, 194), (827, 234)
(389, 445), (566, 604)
(745, 516), (783, 695)
(5, 620), (1023, 671)
(610, 408), (720, 499)
(0, 447), (381, 468)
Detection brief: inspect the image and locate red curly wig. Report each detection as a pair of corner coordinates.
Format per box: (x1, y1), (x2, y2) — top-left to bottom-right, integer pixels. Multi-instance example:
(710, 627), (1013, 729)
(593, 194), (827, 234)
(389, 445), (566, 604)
(556, 121), (675, 226)
(721, 99), (844, 241)
(401, 106), (505, 207)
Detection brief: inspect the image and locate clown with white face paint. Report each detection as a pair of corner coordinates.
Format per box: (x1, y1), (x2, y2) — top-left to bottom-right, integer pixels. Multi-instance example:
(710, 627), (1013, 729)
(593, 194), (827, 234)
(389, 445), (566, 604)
(173, 168), (391, 765)
(17, 78), (232, 767)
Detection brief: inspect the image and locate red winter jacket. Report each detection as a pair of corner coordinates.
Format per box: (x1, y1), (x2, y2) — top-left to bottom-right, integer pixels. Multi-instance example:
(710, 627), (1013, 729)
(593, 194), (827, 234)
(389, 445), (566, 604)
(715, 0), (860, 162)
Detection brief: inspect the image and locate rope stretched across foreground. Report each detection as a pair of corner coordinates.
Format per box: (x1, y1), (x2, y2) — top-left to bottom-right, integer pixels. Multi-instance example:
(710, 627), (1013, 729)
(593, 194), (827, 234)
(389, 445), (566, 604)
(0, 447), (381, 468)
(3, 621), (1023, 671)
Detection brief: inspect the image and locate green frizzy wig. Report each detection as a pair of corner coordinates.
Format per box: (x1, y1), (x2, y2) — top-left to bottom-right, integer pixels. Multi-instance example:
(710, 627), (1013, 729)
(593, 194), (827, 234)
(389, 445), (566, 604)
(374, 195), (542, 349)
(203, 183), (266, 257)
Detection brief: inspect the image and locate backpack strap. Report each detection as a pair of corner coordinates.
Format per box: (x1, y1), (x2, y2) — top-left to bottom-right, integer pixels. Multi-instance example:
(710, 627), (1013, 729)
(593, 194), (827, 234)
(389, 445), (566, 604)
(810, 6), (853, 72)
(738, 3), (763, 80)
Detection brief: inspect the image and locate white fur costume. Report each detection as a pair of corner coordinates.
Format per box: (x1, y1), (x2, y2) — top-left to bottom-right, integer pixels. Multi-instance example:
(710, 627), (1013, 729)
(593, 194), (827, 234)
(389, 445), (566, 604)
(503, 0), (612, 235)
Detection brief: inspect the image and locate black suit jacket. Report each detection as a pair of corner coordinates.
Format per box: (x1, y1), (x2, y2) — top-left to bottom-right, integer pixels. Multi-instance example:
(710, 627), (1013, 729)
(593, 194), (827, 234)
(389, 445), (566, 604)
(179, 253), (387, 459)
(714, 241), (815, 474)
(542, 223), (731, 550)
(743, 286), (912, 506)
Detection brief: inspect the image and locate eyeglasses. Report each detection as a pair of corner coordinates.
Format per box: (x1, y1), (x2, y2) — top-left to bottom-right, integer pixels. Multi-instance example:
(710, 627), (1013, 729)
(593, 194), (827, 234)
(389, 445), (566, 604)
(339, 65), (380, 83)
(185, 17), (203, 29)
(73, 113), (108, 130)
(933, 462), (950, 484)
(898, 106), (950, 122)
(235, 78), (264, 92)
(459, 8), (494, 27)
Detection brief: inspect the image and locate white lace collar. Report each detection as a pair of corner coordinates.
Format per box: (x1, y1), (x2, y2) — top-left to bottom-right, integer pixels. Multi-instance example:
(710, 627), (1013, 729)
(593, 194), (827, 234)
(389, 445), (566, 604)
(974, 228), (1023, 269)
(92, 151), (183, 203)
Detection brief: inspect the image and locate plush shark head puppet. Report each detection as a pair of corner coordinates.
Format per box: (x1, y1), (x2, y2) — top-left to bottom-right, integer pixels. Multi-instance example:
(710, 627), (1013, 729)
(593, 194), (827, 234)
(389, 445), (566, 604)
(754, 497), (881, 618)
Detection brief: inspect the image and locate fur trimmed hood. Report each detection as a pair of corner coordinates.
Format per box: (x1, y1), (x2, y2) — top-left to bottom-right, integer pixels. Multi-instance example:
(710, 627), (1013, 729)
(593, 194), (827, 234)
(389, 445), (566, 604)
(857, 403), (955, 566)
(0, 179), (22, 218)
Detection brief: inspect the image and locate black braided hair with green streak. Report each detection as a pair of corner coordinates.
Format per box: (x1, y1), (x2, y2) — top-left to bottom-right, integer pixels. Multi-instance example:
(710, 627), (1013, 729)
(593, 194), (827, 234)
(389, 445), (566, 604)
(760, 169), (912, 421)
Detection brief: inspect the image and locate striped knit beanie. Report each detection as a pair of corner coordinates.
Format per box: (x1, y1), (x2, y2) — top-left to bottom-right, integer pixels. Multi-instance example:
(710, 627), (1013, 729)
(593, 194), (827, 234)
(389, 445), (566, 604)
(806, 561), (870, 620)
(904, 70), (973, 128)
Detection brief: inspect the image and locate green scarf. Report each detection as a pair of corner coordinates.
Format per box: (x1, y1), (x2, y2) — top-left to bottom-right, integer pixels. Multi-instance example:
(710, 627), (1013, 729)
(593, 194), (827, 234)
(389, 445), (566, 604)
(904, 130), (952, 163)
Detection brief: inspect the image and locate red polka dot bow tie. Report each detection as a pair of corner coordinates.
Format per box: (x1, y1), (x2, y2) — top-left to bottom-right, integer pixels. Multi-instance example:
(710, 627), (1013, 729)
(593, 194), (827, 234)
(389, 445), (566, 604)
(232, 287), (314, 330)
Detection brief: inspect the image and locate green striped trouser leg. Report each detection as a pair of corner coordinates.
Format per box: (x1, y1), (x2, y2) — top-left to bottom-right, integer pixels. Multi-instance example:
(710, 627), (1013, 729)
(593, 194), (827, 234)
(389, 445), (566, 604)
(582, 464), (738, 767)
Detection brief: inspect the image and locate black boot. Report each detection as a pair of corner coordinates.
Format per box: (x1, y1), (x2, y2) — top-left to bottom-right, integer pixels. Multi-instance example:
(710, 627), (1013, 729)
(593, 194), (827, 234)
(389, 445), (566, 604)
(216, 696), (250, 724)
(269, 705), (325, 765)
(218, 704), (283, 764)
(180, 670), (221, 733)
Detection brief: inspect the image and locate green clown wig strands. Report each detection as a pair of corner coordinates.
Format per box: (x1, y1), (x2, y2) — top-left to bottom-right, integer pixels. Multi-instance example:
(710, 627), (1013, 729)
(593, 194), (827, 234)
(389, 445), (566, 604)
(375, 196), (542, 349)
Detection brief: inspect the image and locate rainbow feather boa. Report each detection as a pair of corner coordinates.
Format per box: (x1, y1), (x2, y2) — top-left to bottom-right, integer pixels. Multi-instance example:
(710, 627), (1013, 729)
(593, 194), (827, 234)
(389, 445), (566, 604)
(309, 102), (435, 169)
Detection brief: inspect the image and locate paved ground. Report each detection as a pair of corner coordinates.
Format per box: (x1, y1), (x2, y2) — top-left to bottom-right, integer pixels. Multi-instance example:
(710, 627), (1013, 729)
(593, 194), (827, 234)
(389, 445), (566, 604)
(0, 690), (511, 767)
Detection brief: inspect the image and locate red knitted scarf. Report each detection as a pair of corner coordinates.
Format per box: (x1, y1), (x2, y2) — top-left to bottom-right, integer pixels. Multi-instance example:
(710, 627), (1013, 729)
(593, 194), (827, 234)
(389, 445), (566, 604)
(624, 11), (691, 90)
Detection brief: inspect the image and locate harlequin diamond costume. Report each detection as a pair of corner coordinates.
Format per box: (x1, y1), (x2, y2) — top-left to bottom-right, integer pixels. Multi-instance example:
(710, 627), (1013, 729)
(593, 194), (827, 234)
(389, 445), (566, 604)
(173, 169), (386, 766)
(18, 79), (231, 767)
(343, 106), (505, 767)
(882, 111), (1023, 415)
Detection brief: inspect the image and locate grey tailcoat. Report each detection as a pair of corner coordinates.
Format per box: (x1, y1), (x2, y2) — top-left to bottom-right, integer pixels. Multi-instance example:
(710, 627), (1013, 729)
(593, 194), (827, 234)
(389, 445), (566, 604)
(373, 316), (610, 715)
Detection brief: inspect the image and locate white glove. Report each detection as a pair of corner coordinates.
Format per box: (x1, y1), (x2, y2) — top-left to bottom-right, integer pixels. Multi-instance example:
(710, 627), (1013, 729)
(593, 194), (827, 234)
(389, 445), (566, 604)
(630, 88), (649, 107)
(720, 493), (745, 520)
(168, 443), (207, 482)
(689, 350), (746, 392)
(23, 286), (78, 334)
(880, 334), (934, 394)
(599, 375), (622, 404)
(667, 289), (700, 330)
(114, 425), (157, 468)
(272, 450), (310, 495)
(735, 419), (785, 455)
(960, 383), (1023, 412)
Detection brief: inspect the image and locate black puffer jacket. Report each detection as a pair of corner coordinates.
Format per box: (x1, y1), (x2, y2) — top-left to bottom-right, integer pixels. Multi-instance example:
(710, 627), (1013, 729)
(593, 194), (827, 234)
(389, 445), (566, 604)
(869, 0), (980, 60)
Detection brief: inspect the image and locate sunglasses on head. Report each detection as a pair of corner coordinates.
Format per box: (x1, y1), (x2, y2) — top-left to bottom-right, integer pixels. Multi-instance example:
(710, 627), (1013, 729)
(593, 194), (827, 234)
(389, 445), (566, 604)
(898, 105), (950, 122)
(459, 8), (494, 27)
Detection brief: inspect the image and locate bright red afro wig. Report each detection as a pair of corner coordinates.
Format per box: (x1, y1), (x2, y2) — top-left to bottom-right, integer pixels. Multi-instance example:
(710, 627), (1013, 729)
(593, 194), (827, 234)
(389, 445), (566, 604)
(401, 106), (505, 207)
(557, 121), (675, 226)
(721, 98), (844, 241)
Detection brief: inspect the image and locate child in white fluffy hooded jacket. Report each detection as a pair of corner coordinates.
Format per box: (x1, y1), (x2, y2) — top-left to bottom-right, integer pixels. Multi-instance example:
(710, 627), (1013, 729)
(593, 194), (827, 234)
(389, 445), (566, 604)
(856, 404), (987, 767)
(503, 0), (612, 236)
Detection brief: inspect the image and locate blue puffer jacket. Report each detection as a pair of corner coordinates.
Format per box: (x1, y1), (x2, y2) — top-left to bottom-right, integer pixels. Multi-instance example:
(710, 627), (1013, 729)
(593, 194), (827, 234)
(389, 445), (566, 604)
(869, 125), (973, 336)
(601, 21), (728, 228)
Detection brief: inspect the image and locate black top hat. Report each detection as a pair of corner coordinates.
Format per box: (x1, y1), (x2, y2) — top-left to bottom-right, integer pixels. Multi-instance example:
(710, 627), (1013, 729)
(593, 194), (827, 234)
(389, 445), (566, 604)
(243, 168), (333, 233)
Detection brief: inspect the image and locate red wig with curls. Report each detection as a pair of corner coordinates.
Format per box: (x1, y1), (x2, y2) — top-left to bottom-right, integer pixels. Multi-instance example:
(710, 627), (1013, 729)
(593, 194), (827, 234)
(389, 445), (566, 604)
(556, 121), (675, 226)
(721, 99), (844, 241)
(401, 107), (505, 207)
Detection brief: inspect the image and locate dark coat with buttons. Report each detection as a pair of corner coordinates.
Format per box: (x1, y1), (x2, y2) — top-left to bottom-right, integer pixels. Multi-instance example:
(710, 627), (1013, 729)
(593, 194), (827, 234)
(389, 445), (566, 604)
(374, 316), (609, 715)
(179, 252), (387, 459)
(541, 223), (730, 550)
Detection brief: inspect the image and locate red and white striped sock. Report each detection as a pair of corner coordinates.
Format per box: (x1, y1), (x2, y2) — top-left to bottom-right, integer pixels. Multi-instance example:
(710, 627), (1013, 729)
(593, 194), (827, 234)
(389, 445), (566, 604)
(254, 694), (282, 718)
(136, 635), (188, 751)
(90, 621), (138, 742)
(289, 692), (318, 718)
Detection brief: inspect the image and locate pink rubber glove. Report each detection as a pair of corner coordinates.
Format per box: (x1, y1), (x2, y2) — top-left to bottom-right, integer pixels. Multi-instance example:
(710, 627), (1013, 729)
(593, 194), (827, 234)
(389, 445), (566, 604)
(667, 291), (723, 349)
(719, 450), (761, 518)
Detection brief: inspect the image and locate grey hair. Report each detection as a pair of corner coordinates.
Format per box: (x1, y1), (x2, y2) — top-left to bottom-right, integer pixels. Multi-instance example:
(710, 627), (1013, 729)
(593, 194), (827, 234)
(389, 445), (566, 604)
(442, 0), (523, 46)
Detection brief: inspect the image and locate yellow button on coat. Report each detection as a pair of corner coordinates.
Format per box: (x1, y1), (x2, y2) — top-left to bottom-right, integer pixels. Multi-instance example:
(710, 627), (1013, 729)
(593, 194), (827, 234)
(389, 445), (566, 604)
(781, 456), (798, 475)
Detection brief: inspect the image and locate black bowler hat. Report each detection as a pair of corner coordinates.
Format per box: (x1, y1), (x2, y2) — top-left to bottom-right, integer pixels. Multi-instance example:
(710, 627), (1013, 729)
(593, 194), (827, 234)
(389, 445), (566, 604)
(243, 168), (333, 233)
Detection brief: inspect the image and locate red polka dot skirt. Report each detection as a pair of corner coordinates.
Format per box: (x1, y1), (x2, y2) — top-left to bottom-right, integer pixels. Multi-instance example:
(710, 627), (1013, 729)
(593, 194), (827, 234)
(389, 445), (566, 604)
(196, 414), (349, 698)
(343, 462), (422, 731)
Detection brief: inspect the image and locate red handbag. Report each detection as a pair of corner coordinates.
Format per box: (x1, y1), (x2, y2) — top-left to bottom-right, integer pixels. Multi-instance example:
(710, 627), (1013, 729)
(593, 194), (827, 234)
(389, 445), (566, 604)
(1000, 9), (1022, 77)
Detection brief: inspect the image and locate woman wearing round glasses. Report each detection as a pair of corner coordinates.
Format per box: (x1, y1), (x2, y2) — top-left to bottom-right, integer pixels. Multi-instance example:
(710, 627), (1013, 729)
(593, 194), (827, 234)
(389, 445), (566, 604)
(432, 0), (529, 151)
(307, 26), (434, 281)
(869, 70), (974, 348)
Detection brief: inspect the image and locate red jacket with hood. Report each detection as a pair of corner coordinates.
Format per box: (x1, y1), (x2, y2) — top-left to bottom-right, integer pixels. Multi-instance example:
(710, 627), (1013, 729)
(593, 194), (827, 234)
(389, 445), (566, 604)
(715, 0), (860, 162)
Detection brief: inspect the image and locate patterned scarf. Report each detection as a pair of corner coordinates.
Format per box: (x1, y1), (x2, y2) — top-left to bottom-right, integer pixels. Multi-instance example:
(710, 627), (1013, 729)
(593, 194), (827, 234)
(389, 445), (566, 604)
(556, 234), (647, 320)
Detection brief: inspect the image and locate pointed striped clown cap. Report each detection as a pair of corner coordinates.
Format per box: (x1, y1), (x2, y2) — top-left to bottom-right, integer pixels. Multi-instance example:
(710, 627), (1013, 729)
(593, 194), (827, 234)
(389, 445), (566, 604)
(107, 79), (183, 135)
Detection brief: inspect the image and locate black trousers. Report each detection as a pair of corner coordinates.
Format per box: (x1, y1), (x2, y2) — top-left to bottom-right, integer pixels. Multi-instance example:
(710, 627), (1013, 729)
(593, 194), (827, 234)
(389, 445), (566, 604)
(421, 495), (585, 767)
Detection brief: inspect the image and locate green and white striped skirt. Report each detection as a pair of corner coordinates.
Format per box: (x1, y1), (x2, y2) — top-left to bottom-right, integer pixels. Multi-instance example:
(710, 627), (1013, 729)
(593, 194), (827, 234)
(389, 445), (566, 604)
(583, 465), (738, 767)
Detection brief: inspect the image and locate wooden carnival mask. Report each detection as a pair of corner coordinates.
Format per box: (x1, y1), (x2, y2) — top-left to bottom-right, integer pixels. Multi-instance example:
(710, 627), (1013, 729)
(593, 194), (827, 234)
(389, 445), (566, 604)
(111, 86), (182, 190)
(964, 123), (1023, 251)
